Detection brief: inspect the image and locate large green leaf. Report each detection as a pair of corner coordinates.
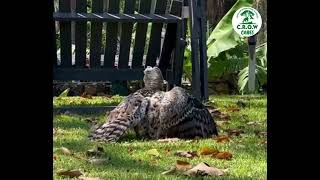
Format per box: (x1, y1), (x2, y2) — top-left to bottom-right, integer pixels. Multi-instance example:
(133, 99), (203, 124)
(238, 65), (267, 94)
(207, 0), (253, 59)
(207, 41), (249, 80)
(256, 43), (267, 68)
(59, 88), (70, 97)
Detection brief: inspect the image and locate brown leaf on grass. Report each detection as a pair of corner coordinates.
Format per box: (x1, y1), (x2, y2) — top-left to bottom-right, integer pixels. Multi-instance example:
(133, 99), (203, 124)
(255, 131), (267, 137)
(260, 140), (267, 145)
(199, 147), (219, 156)
(226, 105), (240, 112)
(184, 162), (226, 176)
(208, 109), (231, 121)
(57, 169), (84, 178)
(213, 152), (233, 160)
(174, 151), (198, 158)
(60, 147), (71, 155)
(165, 149), (172, 156)
(128, 145), (134, 153)
(53, 155), (58, 161)
(157, 138), (180, 142)
(218, 113), (231, 121)
(214, 135), (230, 143)
(176, 160), (192, 171)
(161, 166), (176, 175)
(227, 129), (244, 136)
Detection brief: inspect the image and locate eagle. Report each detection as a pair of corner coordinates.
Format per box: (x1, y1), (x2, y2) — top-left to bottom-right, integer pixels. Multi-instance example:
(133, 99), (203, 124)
(89, 66), (218, 142)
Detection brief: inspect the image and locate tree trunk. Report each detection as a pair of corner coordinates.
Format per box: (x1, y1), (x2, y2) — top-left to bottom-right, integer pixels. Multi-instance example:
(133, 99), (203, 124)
(206, 0), (237, 28)
(253, 0), (267, 45)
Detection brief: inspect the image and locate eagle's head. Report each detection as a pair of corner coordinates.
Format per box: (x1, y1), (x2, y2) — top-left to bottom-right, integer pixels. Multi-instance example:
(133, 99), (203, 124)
(143, 66), (164, 90)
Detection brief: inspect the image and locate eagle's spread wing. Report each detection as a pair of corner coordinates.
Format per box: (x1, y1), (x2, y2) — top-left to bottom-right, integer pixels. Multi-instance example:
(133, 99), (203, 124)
(148, 87), (218, 139)
(89, 92), (149, 142)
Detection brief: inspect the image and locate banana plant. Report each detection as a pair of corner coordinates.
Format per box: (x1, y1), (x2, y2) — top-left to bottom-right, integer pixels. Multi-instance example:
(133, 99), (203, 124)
(238, 43), (267, 94)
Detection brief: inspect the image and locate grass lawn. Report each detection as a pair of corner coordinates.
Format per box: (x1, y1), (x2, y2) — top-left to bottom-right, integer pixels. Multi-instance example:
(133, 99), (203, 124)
(53, 95), (267, 179)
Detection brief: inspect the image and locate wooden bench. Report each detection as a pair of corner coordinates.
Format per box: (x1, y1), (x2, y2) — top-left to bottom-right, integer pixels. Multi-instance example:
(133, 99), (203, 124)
(53, 0), (209, 102)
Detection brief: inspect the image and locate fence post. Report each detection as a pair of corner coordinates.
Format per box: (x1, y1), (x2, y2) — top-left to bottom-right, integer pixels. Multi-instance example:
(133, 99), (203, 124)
(248, 35), (257, 93)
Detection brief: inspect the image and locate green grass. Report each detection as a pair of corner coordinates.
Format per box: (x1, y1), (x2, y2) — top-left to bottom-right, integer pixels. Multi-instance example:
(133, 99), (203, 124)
(53, 95), (124, 108)
(53, 95), (267, 179)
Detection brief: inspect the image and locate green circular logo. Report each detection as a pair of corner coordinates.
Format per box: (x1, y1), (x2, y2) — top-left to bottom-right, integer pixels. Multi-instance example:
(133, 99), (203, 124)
(232, 7), (262, 37)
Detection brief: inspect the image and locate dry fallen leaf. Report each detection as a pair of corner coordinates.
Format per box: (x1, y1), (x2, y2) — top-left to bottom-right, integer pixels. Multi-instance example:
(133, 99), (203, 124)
(146, 149), (160, 157)
(227, 105), (240, 112)
(128, 145), (134, 153)
(53, 155), (58, 161)
(157, 138), (180, 142)
(199, 147), (219, 156)
(227, 129), (244, 136)
(208, 109), (230, 121)
(260, 140), (267, 145)
(165, 149), (172, 156)
(161, 166), (176, 175)
(219, 114), (231, 121)
(60, 147), (71, 155)
(175, 151), (198, 158)
(214, 135), (230, 143)
(213, 152), (233, 160)
(79, 176), (101, 180)
(57, 169), (84, 178)
(184, 162), (226, 176)
(176, 160), (192, 171)
(255, 131), (267, 137)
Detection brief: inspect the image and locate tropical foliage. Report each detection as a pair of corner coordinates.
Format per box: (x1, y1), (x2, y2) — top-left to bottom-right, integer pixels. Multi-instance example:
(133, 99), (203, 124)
(183, 0), (267, 94)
